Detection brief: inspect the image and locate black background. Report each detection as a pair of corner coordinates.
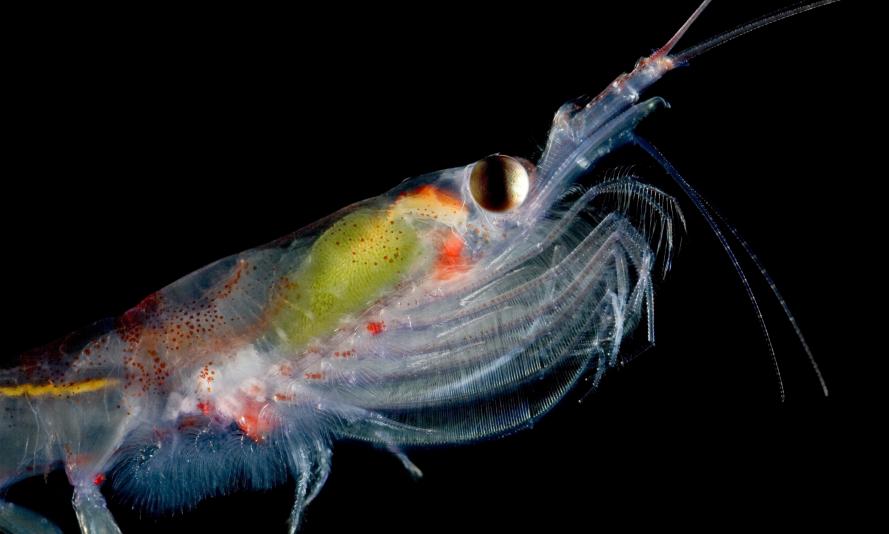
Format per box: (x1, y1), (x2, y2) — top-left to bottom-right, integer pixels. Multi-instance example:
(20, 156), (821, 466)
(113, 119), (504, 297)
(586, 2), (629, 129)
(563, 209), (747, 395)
(3, 2), (869, 533)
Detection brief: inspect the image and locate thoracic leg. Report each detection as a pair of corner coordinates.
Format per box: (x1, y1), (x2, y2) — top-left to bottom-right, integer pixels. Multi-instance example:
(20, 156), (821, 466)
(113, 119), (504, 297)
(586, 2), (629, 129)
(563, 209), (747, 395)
(287, 433), (332, 534)
(71, 483), (121, 534)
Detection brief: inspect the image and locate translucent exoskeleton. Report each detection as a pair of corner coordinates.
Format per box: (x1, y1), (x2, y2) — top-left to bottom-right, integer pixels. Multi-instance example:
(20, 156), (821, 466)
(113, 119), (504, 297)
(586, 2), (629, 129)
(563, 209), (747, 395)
(1, 1), (847, 532)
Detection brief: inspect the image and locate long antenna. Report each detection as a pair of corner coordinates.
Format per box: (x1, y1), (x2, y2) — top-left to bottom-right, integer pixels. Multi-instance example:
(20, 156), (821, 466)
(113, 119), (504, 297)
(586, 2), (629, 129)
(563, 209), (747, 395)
(672, 0), (841, 65)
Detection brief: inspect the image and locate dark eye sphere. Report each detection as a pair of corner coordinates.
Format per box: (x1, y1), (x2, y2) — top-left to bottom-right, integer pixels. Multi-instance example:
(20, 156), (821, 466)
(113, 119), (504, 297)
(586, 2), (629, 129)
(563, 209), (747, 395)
(469, 155), (530, 212)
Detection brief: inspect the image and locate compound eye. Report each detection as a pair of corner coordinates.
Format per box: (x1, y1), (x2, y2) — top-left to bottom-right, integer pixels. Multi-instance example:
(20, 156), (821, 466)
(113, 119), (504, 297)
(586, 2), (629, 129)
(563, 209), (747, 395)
(469, 155), (530, 212)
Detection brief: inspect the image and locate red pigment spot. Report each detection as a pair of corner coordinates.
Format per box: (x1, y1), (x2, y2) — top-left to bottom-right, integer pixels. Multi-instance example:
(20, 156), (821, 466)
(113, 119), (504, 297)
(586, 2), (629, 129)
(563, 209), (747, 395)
(198, 362), (216, 390)
(93, 473), (105, 486)
(117, 292), (163, 349)
(120, 293), (161, 328)
(435, 231), (471, 280)
(304, 372), (324, 380)
(216, 259), (247, 299)
(197, 401), (212, 415)
(177, 416), (202, 430)
(366, 321), (385, 335)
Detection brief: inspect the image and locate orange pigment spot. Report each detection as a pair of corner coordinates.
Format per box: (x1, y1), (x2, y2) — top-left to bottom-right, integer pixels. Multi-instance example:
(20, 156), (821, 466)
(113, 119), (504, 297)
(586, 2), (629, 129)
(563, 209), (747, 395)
(244, 382), (264, 398)
(435, 231), (471, 280)
(366, 321), (385, 335)
(304, 372), (324, 380)
(236, 399), (275, 442)
(390, 184), (467, 227)
(406, 185), (463, 210)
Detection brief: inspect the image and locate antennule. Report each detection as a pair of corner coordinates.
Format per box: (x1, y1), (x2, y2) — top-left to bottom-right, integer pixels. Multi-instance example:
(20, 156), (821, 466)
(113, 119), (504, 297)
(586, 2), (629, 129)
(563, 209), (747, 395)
(653, 0), (713, 59)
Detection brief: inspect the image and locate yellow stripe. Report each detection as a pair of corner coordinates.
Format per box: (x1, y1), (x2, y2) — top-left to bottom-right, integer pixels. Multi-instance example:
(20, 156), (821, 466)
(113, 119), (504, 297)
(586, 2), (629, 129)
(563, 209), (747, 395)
(0, 378), (118, 398)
